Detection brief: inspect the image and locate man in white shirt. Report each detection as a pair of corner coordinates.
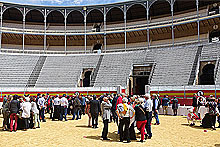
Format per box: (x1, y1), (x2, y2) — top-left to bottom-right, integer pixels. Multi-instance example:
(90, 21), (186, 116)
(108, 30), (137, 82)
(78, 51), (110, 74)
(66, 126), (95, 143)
(144, 93), (153, 139)
(116, 98), (135, 143)
(21, 97), (31, 131)
(37, 94), (46, 122)
(53, 95), (61, 121)
(60, 94), (68, 121)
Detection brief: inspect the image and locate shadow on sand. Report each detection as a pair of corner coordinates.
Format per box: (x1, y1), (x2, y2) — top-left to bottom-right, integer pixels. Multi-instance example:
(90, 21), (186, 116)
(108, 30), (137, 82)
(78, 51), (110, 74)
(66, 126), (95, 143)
(181, 123), (214, 130)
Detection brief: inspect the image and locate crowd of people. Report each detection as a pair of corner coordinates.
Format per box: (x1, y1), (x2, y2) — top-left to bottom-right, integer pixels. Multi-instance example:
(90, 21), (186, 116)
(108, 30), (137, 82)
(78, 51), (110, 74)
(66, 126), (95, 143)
(191, 93), (220, 129)
(1, 92), (220, 143)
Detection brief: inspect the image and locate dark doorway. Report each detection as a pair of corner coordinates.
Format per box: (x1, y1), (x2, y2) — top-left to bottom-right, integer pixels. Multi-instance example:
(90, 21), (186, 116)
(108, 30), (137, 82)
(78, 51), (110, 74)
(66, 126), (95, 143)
(83, 71), (92, 87)
(209, 31), (220, 42)
(93, 43), (102, 51)
(135, 76), (149, 95)
(199, 64), (215, 85)
(132, 66), (152, 95)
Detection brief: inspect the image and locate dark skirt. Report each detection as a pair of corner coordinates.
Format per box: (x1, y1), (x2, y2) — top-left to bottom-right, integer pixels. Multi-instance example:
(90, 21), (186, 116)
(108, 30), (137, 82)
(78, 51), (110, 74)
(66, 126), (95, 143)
(53, 105), (61, 119)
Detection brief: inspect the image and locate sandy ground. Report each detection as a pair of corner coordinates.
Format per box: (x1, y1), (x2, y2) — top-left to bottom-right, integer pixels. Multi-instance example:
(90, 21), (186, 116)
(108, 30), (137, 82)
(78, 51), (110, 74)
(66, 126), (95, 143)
(0, 114), (220, 147)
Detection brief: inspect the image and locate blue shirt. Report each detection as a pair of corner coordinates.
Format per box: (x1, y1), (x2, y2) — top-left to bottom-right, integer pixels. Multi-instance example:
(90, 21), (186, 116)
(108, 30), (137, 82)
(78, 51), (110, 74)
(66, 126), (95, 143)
(162, 98), (169, 106)
(144, 99), (153, 112)
(82, 97), (86, 105)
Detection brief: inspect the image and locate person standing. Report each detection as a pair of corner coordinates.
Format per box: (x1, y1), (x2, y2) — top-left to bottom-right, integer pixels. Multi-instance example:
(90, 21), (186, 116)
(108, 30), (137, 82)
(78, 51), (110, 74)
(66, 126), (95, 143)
(3, 95), (8, 106)
(90, 95), (101, 128)
(53, 95), (61, 121)
(101, 97), (112, 140)
(21, 97), (31, 131)
(162, 95), (169, 115)
(2, 97), (11, 131)
(60, 94), (68, 121)
(172, 96), (179, 116)
(38, 94), (46, 122)
(135, 99), (147, 143)
(81, 95), (86, 115)
(31, 97), (40, 129)
(86, 96), (93, 127)
(192, 94), (198, 113)
(111, 94), (118, 124)
(144, 93), (153, 139)
(72, 96), (81, 120)
(9, 95), (20, 132)
(152, 94), (160, 125)
(116, 98), (135, 143)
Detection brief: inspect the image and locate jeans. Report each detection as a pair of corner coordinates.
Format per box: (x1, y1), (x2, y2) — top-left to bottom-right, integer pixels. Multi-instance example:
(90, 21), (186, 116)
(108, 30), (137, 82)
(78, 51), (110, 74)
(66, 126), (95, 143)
(145, 111), (152, 137)
(119, 117), (130, 141)
(33, 113), (40, 128)
(102, 119), (109, 139)
(154, 111), (160, 124)
(137, 120), (147, 140)
(60, 106), (67, 121)
(91, 113), (99, 127)
(72, 107), (80, 120)
(39, 107), (45, 121)
(10, 113), (18, 131)
(81, 105), (86, 115)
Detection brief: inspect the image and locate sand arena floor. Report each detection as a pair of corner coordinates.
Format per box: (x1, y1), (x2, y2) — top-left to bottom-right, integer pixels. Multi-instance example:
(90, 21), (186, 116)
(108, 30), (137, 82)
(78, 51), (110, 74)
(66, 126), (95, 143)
(0, 114), (220, 147)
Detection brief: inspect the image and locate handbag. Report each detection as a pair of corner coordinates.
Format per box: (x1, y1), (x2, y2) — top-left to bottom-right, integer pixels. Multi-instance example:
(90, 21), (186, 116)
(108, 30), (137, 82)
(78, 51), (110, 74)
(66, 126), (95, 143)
(16, 111), (23, 119)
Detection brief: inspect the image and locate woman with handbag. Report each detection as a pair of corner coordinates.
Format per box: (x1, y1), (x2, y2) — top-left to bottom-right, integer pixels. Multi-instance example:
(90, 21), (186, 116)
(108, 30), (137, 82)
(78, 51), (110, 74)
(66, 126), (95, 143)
(134, 99), (147, 143)
(9, 95), (20, 132)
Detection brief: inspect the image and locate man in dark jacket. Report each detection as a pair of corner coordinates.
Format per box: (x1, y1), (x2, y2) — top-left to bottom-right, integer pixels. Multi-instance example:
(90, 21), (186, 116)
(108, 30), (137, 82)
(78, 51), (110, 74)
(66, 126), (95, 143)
(192, 93), (198, 112)
(111, 94), (118, 123)
(90, 95), (101, 128)
(72, 96), (81, 120)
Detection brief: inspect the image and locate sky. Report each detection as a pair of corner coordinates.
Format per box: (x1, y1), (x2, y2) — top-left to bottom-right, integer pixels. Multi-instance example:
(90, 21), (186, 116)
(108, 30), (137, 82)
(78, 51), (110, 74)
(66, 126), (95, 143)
(1, 0), (130, 6)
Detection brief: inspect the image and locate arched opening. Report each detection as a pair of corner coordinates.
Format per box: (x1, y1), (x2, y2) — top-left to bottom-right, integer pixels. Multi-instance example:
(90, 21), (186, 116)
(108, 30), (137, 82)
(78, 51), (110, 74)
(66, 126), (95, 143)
(25, 9), (44, 30)
(67, 10), (84, 30)
(87, 9), (103, 31)
(3, 7), (23, 28)
(199, 64), (215, 85)
(149, 1), (171, 21)
(106, 7), (124, 27)
(127, 4), (146, 25)
(173, 0), (196, 15)
(149, 1), (171, 46)
(209, 30), (220, 42)
(47, 10), (64, 30)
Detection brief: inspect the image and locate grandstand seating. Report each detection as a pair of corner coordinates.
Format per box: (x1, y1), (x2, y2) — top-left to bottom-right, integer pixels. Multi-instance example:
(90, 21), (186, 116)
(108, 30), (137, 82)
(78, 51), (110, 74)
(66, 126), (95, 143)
(0, 54), (39, 87)
(93, 51), (146, 87)
(35, 55), (100, 87)
(1, 42), (220, 88)
(200, 43), (220, 60)
(150, 45), (198, 86)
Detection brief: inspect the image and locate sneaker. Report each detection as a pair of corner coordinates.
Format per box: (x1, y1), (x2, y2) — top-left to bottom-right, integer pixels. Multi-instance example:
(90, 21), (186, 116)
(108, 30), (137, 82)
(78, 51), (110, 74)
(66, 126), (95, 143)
(125, 140), (131, 143)
(103, 138), (110, 140)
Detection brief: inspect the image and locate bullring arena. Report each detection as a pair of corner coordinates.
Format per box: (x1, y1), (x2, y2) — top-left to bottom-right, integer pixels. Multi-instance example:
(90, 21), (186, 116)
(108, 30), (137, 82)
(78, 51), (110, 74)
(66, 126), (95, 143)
(0, 115), (220, 147)
(0, 0), (220, 146)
